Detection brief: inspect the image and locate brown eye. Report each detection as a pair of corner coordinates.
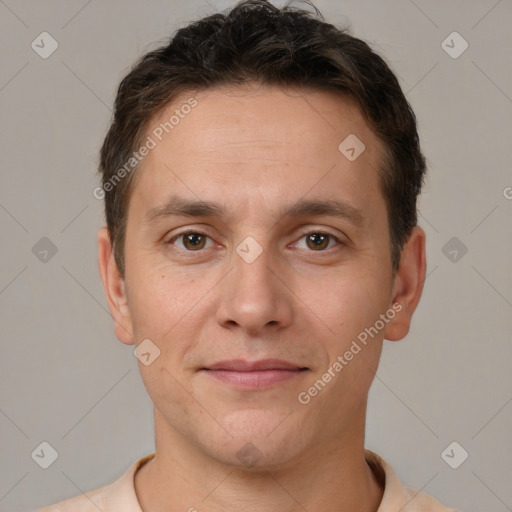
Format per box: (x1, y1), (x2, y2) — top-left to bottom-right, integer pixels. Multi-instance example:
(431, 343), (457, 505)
(183, 233), (206, 250)
(305, 233), (331, 250)
(169, 231), (213, 251)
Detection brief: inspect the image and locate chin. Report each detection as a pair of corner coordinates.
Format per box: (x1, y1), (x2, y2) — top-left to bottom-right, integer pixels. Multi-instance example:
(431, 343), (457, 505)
(210, 439), (301, 472)
(204, 410), (310, 470)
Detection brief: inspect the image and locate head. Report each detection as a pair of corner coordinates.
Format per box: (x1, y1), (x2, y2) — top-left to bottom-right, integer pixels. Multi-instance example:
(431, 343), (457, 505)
(98, 0), (426, 469)
(99, 0), (426, 279)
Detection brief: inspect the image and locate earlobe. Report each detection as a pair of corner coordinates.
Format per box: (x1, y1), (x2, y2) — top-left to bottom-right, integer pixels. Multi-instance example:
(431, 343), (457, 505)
(97, 227), (135, 345)
(383, 226), (427, 342)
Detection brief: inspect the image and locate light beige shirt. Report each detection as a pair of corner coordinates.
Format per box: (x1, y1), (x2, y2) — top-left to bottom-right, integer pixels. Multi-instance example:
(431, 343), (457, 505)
(35, 450), (459, 511)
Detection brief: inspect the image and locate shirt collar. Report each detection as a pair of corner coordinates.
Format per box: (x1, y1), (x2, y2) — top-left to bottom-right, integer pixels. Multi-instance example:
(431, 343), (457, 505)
(113, 449), (407, 511)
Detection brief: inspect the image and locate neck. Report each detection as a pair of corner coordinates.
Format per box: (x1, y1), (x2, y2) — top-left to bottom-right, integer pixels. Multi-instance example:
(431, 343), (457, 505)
(135, 408), (383, 512)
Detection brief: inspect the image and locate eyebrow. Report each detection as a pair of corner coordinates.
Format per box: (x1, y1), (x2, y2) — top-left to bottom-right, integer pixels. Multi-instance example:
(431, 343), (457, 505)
(144, 196), (224, 224)
(144, 195), (364, 227)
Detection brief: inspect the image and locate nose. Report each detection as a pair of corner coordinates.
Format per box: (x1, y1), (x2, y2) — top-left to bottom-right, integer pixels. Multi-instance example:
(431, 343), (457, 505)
(215, 240), (294, 334)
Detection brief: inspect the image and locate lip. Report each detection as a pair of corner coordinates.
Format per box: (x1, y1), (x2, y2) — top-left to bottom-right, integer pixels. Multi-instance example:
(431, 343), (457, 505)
(201, 359), (309, 389)
(203, 358), (306, 371)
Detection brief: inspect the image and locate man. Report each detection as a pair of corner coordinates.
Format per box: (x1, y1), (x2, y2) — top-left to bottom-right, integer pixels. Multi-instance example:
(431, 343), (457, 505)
(37, 0), (458, 510)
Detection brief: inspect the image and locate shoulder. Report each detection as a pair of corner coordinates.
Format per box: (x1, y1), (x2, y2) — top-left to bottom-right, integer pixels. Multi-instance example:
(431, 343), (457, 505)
(34, 453), (156, 512)
(365, 449), (460, 512)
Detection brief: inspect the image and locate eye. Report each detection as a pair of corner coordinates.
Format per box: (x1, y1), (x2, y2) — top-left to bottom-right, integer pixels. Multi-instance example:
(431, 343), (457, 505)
(168, 231), (215, 251)
(294, 231), (342, 251)
(166, 229), (343, 253)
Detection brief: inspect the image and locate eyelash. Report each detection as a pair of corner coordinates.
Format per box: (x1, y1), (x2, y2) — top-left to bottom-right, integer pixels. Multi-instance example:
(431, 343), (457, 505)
(166, 229), (344, 253)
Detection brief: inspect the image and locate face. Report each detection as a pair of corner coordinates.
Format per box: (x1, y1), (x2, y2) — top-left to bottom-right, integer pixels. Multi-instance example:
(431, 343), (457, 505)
(99, 83), (424, 470)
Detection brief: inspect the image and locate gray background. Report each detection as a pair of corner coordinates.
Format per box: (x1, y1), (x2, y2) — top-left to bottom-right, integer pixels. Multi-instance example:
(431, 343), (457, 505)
(1, 1), (511, 511)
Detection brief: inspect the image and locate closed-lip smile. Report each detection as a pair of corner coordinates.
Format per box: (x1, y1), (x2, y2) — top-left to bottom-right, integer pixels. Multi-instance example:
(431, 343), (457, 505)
(201, 359), (309, 389)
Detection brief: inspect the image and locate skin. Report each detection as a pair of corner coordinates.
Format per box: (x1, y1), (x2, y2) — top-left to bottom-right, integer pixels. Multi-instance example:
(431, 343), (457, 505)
(98, 83), (426, 512)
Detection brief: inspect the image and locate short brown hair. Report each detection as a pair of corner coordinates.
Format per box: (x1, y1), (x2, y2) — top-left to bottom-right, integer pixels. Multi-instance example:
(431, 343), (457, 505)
(99, 0), (426, 278)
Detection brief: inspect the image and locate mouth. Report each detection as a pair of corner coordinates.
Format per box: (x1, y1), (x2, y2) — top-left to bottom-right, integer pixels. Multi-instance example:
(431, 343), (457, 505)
(200, 359), (309, 389)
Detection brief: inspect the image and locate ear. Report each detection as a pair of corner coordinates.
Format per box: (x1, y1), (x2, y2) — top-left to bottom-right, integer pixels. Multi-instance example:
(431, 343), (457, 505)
(383, 226), (427, 341)
(97, 226), (135, 345)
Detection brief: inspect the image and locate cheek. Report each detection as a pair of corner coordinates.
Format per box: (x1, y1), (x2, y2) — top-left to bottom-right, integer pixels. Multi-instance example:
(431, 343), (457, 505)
(128, 269), (200, 334)
(307, 266), (389, 346)
(326, 271), (390, 384)
(312, 281), (386, 404)
(138, 362), (199, 436)
(127, 269), (218, 375)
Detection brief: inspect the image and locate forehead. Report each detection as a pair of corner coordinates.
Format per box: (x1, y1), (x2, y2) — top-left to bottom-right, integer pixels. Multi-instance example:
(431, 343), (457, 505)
(129, 83), (386, 222)
(149, 83), (378, 153)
